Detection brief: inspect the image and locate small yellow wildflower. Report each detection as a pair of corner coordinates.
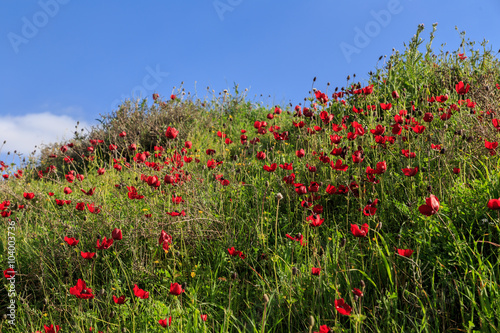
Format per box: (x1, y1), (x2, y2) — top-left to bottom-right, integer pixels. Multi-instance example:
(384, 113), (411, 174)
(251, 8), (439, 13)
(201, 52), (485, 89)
(191, 272), (196, 278)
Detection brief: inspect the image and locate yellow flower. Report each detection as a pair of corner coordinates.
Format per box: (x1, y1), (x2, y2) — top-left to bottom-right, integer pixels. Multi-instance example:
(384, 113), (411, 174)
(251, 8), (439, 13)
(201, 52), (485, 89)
(199, 211), (203, 214)
(142, 208), (148, 212)
(153, 260), (159, 264)
(191, 272), (196, 278)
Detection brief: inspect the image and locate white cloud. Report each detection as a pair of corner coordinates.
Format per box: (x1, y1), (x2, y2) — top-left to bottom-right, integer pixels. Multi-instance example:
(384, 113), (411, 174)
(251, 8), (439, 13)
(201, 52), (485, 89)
(0, 112), (90, 158)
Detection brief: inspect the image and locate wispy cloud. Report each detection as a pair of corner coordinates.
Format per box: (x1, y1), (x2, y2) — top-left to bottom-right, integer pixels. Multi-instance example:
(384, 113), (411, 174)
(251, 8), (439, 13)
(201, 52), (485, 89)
(0, 112), (89, 158)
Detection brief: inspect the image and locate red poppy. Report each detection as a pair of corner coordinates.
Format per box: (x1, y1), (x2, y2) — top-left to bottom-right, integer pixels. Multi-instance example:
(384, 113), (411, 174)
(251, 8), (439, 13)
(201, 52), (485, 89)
(23, 192), (35, 200)
(392, 91), (400, 99)
(418, 195), (440, 216)
(97, 168), (105, 175)
(436, 94), (448, 103)
(87, 203), (101, 214)
(165, 127), (179, 139)
(81, 252), (95, 259)
(158, 317), (172, 327)
(397, 249), (414, 257)
(453, 168), (460, 174)
(75, 202), (86, 211)
(43, 324), (61, 333)
(294, 184), (307, 195)
(170, 282), (185, 296)
(351, 223), (369, 237)
(285, 233), (306, 246)
(485, 140), (498, 150)
(331, 159), (348, 172)
(65, 174), (74, 183)
(487, 198), (500, 210)
(113, 295), (127, 304)
(81, 187), (95, 196)
(363, 200), (378, 216)
(402, 167), (418, 177)
(4, 268), (16, 279)
(380, 103), (392, 110)
(352, 288), (363, 297)
(307, 214), (324, 227)
(455, 81), (470, 95)
(412, 125), (426, 134)
(159, 230), (173, 245)
(311, 267), (321, 276)
(96, 237), (113, 250)
(335, 298), (352, 316)
(172, 195), (184, 204)
(127, 186), (144, 200)
(64, 236), (79, 246)
(133, 284), (149, 299)
(263, 163), (277, 172)
(112, 228), (122, 240)
(256, 151), (266, 160)
(69, 279), (94, 299)
(201, 314), (208, 321)
(296, 149), (305, 158)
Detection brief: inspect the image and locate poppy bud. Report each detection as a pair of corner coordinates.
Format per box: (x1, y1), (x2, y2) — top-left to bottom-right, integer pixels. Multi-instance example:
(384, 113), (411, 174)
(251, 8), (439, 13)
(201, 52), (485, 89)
(231, 272), (238, 280)
(354, 295), (359, 301)
(377, 222), (383, 231)
(340, 238), (346, 247)
(276, 193), (283, 201)
(109, 311), (115, 318)
(266, 181), (270, 187)
(427, 185), (432, 192)
(101, 288), (106, 296)
(292, 267), (298, 276)
(360, 280), (365, 289)
(181, 282), (187, 290)
(263, 294), (270, 304)
(440, 148), (446, 154)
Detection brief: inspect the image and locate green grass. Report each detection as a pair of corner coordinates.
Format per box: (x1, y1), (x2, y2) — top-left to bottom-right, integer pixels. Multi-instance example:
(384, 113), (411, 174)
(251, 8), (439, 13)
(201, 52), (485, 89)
(1, 26), (500, 333)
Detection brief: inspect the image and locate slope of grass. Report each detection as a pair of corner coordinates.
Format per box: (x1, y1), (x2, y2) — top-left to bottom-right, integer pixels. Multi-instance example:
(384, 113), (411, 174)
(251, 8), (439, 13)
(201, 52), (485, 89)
(1, 26), (500, 333)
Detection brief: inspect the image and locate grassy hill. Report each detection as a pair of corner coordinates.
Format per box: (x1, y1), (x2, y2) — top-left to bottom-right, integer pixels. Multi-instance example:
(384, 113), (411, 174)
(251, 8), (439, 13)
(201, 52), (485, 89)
(1, 26), (500, 333)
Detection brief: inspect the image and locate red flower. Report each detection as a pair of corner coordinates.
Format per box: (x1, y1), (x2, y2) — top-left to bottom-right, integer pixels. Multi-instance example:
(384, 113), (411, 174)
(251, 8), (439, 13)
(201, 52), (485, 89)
(331, 159), (348, 172)
(487, 198), (500, 210)
(170, 282), (185, 296)
(87, 203), (101, 214)
(44, 324), (61, 333)
(23, 192), (35, 200)
(97, 168), (105, 175)
(113, 295), (127, 304)
(335, 298), (352, 316)
(402, 167), (418, 177)
(307, 214), (324, 227)
(4, 268), (16, 279)
(201, 314), (208, 322)
(351, 223), (369, 237)
(423, 112), (434, 122)
(75, 202), (86, 211)
(112, 228), (122, 240)
(159, 230), (173, 245)
(65, 174), (74, 183)
(311, 267), (321, 276)
(458, 53), (467, 60)
(380, 103), (392, 110)
(172, 195), (184, 204)
(256, 151), (266, 160)
(363, 199), (378, 216)
(397, 249), (414, 257)
(352, 288), (363, 297)
(453, 167), (460, 174)
(127, 186), (144, 200)
(119, 131), (127, 137)
(285, 233), (306, 246)
(133, 284), (149, 299)
(263, 163), (277, 172)
(109, 144), (117, 151)
(81, 252), (95, 259)
(436, 94), (448, 103)
(165, 127), (179, 139)
(412, 125), (425, 134)
(296, 149), (305, 158)
(418, 194), (440, 216)
(96, 237), (113, 250)
(455, 81), (470, 95)
(70, 279), (94, 299)
(81, 187), (95, 196)
(64, 236), (79, 246)
(485, 140), (498, 150)
(158, 317), (172, 327)
(392, 91), (400, 99)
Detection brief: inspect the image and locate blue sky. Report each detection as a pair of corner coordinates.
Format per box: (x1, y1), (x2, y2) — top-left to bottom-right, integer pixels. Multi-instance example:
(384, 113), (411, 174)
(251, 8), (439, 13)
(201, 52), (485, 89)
(1, 0), (499, 165)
